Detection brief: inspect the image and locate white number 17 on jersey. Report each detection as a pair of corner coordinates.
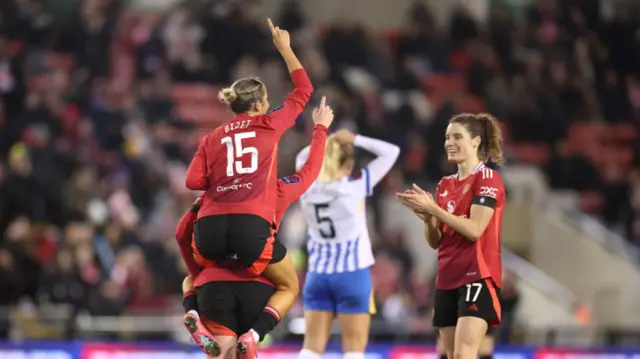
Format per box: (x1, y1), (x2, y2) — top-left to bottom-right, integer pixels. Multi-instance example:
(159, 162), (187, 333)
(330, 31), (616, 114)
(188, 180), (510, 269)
(465, 282), (483, 302)
(221, 132), (258, 177)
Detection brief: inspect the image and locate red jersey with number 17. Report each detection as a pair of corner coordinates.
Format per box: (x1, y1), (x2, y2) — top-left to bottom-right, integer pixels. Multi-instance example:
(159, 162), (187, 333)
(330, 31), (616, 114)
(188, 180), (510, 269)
(435, 162), (505, 291)
(185, 69), (313, 225)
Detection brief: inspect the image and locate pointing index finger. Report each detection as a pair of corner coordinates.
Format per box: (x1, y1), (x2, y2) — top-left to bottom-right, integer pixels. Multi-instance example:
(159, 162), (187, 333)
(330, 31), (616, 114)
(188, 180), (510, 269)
(319, 96), (326, 109)
(267, 18), (276, 34)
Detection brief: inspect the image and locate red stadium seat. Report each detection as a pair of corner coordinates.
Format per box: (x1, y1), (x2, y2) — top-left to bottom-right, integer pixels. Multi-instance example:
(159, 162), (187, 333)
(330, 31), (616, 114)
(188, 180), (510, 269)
(566, 123), (605, 157)
(423, 74), (467, 96)
(506, 143), (551, 166)
(26, 75), (47, 91)
(604, 123), (637, 143)
(176, 103), (232, 126)
(606, 147), (633, 166)
(586, 145), (633, 168)
(172, 84), (222, 104)
(44, 53), (75, 72)
(187, 128), (212, 143)
(448, 49), (471, 71)
(380, 29), (401, 50)
(567, 123), (603, 145)
(585, 145), (607, 167)
(578, 191), (604, 213)
(455, 94), (486, 113)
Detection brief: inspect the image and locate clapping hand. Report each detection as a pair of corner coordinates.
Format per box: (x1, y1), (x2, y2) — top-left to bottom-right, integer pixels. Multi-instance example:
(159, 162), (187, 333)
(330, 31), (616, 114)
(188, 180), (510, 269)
(399, 189), (429, 221)
(396, 184), (438, 216)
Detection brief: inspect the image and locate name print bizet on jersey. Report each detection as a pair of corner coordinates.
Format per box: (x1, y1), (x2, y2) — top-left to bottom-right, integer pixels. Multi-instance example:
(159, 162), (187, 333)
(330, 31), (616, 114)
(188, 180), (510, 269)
(224, 119), (253, 133)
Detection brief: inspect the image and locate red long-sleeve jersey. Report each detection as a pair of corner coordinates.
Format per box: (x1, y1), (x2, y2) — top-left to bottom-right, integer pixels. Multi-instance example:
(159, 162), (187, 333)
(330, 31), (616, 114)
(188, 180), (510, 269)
(175, 208), (202, 277)
(177, 125), (328, 287)
(185, 69), (313, 226)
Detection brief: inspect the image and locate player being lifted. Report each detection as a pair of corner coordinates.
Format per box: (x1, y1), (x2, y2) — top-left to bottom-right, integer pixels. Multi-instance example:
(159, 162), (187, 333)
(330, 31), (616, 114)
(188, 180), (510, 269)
(397, 113), (505, 359)
(185, 18), (311, 354)
(295, 130), (400, 359)
(178, 99), (334, 359)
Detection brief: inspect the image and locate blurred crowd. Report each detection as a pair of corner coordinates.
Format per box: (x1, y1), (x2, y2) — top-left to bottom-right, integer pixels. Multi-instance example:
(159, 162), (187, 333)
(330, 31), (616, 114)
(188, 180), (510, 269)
(0, 0), (638, 341)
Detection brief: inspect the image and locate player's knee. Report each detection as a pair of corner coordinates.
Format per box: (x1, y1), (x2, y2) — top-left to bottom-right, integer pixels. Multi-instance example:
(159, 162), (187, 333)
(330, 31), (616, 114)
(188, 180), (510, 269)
(182, 275), (195, 294)
(478, 335), (494, 356)
(339, 319), (369, 352)
(302, 338), (327, 354)
(341, 335), (368, 353)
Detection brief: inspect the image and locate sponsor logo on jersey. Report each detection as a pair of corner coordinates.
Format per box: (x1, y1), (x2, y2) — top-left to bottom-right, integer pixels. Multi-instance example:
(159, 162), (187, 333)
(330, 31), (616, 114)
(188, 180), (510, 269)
(479, 186), (498, 198)
(447, 200), (456, 213)
(440, 190), (448, 197)
(216, 182), (253, 192)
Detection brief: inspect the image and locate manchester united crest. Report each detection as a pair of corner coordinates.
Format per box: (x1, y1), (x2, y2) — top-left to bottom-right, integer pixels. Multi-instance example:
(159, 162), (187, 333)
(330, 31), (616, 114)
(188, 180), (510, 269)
(463, 184), (470, 194)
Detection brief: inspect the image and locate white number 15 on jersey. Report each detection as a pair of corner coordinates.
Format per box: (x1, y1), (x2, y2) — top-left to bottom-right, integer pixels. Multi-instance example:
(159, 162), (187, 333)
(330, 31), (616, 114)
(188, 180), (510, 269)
(221, 132), (258, 177)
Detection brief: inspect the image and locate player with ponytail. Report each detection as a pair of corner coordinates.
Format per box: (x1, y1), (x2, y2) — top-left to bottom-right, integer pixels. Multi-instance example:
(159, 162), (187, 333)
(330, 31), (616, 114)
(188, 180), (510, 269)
(398, 113), (506, 359)
(295, 130), (399, 359)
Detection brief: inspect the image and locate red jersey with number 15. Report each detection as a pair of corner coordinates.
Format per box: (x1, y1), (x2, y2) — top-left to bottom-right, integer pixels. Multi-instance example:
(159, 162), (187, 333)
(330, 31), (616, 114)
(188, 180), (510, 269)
(435, 162), (505, 291)
(175, 125), (329, 287)
(185, 69), (313, 225)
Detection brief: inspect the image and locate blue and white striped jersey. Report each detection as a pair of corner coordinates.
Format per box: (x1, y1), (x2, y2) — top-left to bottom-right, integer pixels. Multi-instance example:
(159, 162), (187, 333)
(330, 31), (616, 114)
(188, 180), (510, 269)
(295, 135), (400, 274)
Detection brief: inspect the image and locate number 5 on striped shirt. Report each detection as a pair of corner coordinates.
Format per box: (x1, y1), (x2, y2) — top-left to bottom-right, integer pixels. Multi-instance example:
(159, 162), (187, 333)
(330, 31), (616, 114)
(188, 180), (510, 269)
(313, 203), (336, 239)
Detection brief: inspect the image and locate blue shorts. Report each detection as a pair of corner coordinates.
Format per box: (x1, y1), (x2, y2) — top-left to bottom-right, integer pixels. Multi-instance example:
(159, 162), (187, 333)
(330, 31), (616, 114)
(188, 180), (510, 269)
(302, 267), (375, 314)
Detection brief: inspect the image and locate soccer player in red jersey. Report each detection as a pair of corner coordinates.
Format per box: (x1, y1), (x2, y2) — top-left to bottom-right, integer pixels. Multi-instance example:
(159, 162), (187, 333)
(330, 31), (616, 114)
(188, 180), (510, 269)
(178, 102), (334, 358)
(184, 18), (311, 350)
(397, 113), (505, 359)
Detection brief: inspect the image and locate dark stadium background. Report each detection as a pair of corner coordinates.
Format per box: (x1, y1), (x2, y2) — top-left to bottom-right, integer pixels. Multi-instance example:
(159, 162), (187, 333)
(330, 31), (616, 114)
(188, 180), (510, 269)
(0, 0), (639, 357)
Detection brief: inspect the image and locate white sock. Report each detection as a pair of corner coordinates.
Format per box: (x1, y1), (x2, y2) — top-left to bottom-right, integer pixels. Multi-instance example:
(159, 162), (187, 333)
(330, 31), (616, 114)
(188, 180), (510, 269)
(249, 328), (260, 342)
(344, 352), (365, 359)
(298, 349), (322, 359)
(187, 310), (199, 318)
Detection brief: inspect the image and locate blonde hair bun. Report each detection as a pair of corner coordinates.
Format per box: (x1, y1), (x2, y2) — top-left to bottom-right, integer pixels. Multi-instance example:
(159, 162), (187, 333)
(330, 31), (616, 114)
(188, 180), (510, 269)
(218, 88), (237, 104)
(318, 137), (355, 183)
